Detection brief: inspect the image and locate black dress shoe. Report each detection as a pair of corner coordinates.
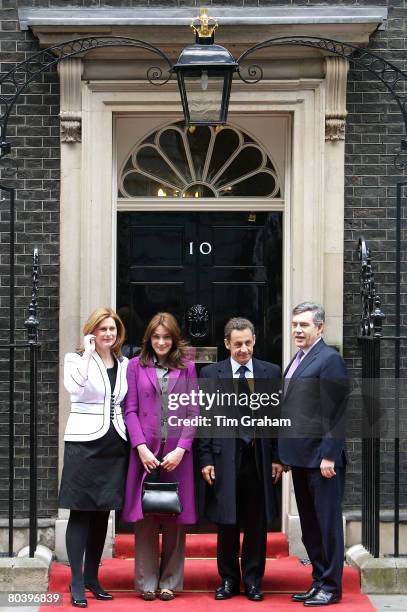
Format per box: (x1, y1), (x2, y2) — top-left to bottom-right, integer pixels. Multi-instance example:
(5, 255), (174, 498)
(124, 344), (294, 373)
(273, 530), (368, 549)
(85, 584), (113, 600)
(292, 585), (320, 602)
(69, 585), (87, 608)
(215, 580), (240, 600)
(303, 589), (341, 606)
(245, 585), (264, 601)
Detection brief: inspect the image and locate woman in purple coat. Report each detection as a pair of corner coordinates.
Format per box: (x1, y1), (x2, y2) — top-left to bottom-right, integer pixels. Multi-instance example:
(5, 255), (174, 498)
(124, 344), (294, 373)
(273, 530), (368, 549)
(122, 312), (198, 601)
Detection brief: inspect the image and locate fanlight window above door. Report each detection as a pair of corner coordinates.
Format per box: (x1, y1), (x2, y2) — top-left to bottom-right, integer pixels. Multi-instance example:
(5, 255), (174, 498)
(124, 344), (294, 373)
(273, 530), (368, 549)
(118, 122), (281, 199)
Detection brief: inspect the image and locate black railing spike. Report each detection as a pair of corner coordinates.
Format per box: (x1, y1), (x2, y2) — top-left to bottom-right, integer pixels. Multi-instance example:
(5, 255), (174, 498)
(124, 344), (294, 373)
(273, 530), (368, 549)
(24, 249), (40, 344)
(358, 237), (385, 338)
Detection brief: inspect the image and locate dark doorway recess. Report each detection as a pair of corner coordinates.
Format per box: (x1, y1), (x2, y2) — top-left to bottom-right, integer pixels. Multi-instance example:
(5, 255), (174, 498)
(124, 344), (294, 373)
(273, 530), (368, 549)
(117, 211), (283, 367)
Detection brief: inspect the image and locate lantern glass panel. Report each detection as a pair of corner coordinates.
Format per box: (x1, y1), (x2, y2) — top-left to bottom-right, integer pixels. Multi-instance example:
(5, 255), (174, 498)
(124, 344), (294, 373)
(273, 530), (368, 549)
(183, 70), (227, 124)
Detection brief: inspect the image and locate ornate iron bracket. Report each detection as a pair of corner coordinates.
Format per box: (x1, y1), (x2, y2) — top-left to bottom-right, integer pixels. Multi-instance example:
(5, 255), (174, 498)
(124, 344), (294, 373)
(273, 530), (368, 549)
(0, 35), (173, 160)
(237, 35), (407, 160)
(358, 237), (385, 338)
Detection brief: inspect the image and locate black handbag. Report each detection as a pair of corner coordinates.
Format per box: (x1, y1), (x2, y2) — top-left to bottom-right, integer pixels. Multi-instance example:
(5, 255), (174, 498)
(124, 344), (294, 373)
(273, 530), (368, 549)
(142, 481), (183, 516)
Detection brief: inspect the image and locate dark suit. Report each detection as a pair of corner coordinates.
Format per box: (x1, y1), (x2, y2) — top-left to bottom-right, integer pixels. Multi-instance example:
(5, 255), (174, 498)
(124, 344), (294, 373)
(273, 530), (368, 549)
(199, 357), (281, 589)
(278, 339), (349, 596)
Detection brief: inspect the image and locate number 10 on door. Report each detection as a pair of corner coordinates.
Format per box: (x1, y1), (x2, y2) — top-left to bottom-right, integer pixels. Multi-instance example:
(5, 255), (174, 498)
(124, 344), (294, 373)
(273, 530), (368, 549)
(189, 242), (212, 255)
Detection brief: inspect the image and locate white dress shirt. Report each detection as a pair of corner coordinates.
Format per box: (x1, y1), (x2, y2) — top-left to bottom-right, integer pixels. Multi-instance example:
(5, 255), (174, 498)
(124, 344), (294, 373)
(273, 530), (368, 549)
(230, 356), (254, 378)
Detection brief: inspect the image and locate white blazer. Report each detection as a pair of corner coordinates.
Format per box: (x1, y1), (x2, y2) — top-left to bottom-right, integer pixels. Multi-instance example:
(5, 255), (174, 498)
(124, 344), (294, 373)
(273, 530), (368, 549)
(63, 351), (128, 442)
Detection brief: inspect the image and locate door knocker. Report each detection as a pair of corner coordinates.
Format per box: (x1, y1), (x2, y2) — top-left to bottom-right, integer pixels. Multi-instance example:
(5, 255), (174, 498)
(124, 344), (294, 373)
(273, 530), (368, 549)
(186, 304), (209, 338)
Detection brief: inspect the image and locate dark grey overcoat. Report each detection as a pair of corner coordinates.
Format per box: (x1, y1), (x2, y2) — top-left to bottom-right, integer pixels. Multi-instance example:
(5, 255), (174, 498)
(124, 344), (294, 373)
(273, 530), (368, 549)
(198, 357), (282, 525)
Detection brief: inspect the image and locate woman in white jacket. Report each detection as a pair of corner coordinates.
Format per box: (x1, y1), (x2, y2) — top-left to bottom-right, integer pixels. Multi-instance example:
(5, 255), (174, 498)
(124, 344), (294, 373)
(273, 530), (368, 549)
(59, 308), (128, 608)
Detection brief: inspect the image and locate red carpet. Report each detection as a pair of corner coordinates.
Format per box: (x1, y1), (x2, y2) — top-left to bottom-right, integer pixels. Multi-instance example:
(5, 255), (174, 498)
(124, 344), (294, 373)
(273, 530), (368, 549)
(114, 532), (289, 559)
(40, 591), (375, 611)
(41, 533), (374, 611)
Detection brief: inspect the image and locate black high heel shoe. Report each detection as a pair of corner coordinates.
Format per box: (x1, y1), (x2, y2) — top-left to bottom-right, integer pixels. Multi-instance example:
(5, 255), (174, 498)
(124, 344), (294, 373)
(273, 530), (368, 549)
(69, 585), (87, 608)
(85, 584), (113, 600)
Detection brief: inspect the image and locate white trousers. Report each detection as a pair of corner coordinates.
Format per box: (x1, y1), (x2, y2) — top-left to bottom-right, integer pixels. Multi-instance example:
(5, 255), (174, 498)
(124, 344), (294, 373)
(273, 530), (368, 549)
(134, 516), (186, 592)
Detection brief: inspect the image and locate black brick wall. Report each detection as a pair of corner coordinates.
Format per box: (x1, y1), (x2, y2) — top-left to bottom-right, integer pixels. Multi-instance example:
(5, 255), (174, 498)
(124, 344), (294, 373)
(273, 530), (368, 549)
(1, 0), (60, 519)
(0, 0), (406, 519)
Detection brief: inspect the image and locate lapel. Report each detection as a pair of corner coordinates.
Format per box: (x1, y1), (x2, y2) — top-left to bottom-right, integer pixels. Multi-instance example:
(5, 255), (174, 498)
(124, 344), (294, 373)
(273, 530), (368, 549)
(253, 357), (267, 381)
(212, 359), (234, 394)
(144, 360), (181, 395)
(93, 352), (123, 398)
(168, 367), (181, 394)
(291, 338), (325, 380)
(92, 352), (109, 399)
(112, 354), (123, 398)
(217, 358), (233, 379)
(284, 339), (325, 398)
(216, 358), (239, 422)
(252, 358), (270, 394)
(283, 355), (296, 378)
(145, 362), (160, 394)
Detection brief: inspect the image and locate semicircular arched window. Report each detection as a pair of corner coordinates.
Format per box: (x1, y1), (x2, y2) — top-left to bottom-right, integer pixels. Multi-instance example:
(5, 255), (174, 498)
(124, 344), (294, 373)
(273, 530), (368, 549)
(118, 122), (281, 199)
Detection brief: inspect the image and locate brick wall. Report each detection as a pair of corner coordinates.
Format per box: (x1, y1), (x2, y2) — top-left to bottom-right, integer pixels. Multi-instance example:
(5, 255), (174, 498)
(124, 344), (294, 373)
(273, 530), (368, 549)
(0, 0), (406, 519)
(0, 0), (60, 519)
(342, 1), (407, 510)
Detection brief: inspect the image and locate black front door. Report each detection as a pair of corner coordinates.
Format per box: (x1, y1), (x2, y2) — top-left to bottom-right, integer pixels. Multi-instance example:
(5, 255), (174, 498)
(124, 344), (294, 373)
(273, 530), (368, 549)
(117, 211), (283, 366)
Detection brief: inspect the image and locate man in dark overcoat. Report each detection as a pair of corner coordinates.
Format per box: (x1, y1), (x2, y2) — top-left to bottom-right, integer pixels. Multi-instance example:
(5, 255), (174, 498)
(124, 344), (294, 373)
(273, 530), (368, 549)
(199, 317), (283, 602)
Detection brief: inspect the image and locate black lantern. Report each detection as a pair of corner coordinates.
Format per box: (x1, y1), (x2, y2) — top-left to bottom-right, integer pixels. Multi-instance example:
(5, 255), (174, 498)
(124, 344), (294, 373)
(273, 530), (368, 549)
(174, 9), (238, 126)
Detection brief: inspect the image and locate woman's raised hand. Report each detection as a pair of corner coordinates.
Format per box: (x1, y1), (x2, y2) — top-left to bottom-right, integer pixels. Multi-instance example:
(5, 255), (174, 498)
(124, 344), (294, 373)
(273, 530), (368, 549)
(83, 334), (96, 356)
(161, 447), (185, 472)
(137, 444), (160, 473)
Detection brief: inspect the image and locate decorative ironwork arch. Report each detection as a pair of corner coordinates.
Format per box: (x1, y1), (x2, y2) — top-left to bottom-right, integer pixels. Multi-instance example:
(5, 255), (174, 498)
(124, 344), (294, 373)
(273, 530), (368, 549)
(1, 34), (407, 160)
(236, 35), (407, 166)
(0, 35), (172, 155)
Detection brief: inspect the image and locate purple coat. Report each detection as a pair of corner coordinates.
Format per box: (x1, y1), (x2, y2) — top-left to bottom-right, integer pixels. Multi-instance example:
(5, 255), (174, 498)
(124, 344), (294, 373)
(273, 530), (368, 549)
(122, 356), (198, 524)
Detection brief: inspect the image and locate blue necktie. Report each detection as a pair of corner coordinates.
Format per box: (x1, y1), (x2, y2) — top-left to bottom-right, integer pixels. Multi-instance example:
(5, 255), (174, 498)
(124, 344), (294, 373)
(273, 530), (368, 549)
(237, 365), (253, 444)
(237, 364), (250, 392)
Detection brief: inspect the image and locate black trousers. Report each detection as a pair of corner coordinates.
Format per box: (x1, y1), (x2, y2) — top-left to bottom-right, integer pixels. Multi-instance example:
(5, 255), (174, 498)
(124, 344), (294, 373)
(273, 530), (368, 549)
(292, 467), (345, 595)
(217, 442), (267, 589)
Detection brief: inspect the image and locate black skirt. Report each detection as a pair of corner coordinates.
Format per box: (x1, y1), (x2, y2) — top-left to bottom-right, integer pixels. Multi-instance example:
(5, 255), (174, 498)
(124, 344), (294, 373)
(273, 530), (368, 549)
(58, 423), (129, 511)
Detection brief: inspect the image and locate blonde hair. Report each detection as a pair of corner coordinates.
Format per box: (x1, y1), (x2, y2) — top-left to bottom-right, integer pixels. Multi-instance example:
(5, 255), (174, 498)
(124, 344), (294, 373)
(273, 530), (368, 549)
(79, 308), (126, 357)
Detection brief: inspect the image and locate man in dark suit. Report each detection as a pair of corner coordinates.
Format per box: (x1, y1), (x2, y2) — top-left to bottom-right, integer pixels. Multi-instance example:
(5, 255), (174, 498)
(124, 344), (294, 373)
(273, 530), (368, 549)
(279, 302), (349, 607)
(199, 317), (283, 602)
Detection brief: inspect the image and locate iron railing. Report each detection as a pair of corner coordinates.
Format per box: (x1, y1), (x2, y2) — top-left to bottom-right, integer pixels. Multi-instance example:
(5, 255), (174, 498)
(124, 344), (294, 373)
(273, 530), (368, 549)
(358, 234), (405, 558)
(0, 245), (40, 557)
